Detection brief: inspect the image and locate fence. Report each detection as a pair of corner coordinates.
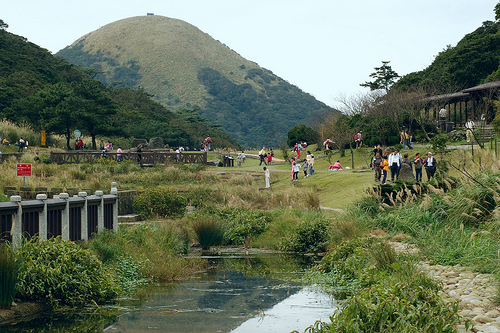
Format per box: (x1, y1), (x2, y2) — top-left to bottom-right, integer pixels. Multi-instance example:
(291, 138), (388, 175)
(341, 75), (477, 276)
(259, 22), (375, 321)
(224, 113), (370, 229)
(50, 151), (207, 165)
(0, 188), (118, 248)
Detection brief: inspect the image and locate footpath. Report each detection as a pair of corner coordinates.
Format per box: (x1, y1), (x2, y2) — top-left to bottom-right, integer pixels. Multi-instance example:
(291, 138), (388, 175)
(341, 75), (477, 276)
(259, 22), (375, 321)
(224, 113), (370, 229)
(392, 242), (500, 333)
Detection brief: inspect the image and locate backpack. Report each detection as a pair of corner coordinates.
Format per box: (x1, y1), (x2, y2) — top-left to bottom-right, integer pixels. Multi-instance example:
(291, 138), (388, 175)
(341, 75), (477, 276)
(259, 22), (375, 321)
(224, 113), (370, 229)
(354, 134), (358, 140)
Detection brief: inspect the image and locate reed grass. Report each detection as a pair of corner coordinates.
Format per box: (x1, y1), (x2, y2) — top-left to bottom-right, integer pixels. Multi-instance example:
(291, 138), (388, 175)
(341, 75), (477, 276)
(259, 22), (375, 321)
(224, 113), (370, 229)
(192, 216), (225, 250)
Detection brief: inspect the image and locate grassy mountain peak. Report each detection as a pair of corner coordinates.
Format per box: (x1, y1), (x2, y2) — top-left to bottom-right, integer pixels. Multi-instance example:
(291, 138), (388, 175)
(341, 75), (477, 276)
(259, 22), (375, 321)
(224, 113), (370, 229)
(57, 15), (333, 146)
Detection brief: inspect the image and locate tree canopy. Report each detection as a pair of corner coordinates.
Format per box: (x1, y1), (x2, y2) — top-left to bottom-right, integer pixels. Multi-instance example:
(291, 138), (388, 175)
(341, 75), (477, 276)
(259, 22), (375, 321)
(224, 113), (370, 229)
(360, 61), (400, 91)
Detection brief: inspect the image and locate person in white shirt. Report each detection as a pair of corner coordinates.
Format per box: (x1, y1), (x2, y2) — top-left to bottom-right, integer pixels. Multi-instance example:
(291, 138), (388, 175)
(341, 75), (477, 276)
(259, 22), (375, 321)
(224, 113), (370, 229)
(264, 167), (270, 188)
(465, 119), (475, 143)
(388, 149), (402, 182)
(424, 152), (437, 181)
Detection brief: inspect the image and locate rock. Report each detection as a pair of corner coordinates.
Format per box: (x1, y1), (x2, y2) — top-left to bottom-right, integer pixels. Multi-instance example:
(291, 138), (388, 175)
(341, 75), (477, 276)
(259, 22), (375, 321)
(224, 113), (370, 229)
(473, 315), (495, 324)
(148, 137), (164, 149)
(398, 163), (414, 182)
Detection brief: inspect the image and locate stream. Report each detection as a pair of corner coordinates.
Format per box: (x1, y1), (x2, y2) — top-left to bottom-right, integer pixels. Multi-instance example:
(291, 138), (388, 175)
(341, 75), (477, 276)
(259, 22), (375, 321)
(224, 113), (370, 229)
(3, 251), (337, 332)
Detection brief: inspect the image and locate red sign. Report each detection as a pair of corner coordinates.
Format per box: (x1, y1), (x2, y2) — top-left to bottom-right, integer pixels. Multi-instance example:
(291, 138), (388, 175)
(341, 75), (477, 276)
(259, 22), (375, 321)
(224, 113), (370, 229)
(17, 164), (32, 177)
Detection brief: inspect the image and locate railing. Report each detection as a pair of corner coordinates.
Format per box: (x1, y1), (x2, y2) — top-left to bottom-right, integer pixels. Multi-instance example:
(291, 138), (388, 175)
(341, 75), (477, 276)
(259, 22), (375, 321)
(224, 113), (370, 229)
(50, 151), (207, 165)
(0, 189), (118, 247)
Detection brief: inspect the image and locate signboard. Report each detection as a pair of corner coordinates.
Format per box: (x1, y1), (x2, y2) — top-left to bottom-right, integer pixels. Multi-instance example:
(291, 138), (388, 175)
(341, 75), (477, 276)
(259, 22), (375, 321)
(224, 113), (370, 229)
(41, 130), (46, 147)
(74, 129), (81, 138)
(17, 164), (32, 177)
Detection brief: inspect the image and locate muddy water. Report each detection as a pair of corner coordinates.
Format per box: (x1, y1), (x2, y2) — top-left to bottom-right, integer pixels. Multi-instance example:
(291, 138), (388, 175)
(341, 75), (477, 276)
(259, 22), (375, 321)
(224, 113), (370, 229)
(3, 252), (337, 333)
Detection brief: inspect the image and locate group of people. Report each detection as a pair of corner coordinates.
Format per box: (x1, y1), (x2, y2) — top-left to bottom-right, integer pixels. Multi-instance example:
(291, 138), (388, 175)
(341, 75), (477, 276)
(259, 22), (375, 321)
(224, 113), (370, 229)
(290, 151), (315, 181)
(258, 147), (274, 166)
(291, 142), (307, 159)
(99, 140), (113, 151)
(15, 137), (28, 152)
(399, 130), (414, 150)
(200, 136), (212, 151)
(371, 144), (437, 184)
(73, 139), (85, 150)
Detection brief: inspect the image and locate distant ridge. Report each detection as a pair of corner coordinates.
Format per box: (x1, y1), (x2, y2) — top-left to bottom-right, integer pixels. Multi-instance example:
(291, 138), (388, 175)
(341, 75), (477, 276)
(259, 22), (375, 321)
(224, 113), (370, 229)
(57, 15), (334, 146)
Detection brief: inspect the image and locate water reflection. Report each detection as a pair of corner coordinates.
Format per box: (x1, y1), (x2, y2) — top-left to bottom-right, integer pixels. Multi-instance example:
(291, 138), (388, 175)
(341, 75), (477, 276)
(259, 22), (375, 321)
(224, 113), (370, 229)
(2, 252), (336, 333)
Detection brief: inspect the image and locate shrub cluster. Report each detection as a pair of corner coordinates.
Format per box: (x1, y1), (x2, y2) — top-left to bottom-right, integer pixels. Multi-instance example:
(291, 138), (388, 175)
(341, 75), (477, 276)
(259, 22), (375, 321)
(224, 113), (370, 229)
(281, 217), (331, 253)
(17, 237), (119, 308)
(133, 187), (187, 219)
(191, 207), (271, 245)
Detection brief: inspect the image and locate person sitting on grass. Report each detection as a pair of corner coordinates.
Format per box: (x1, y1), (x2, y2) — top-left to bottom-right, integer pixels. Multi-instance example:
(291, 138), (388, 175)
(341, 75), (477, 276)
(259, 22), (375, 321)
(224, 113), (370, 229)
(329, 160), (343, 171)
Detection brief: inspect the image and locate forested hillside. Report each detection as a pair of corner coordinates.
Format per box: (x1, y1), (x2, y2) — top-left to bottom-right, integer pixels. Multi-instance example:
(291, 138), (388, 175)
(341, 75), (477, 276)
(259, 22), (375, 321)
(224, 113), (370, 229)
(0, 23), (238, 150)
(395, 20), (500, 93)
(56, 15), (334, 147)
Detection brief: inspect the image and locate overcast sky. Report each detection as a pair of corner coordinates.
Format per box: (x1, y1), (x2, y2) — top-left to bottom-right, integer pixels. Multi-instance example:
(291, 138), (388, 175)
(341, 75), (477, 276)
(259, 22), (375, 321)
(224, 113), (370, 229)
(2, 0), (498, 108)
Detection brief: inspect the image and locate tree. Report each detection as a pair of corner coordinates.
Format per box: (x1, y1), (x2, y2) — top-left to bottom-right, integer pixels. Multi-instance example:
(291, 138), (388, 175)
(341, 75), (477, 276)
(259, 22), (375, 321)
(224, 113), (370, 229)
(0, 20), (8, 30)
(360, 61), (400, 91)
(70, 79), (121, 149)
(495, 1), (500, 21)
(287, 124), (320, 147)
(38, 83), (76, 149)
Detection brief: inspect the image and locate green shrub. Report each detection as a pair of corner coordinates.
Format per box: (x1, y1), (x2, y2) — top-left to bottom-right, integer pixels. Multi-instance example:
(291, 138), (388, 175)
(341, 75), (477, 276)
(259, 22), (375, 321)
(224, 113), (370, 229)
(133, 187), (187, 219)
(325, 277), (465, 333)
(17, 237), (119, 308)
(192, 207), (270, 245)
(88, 230), (123, 264)
(0, 244), (18, 309)
(0, 193), (8, 202)
(281, 218), (331, 253)
(192, 216), (225, 250)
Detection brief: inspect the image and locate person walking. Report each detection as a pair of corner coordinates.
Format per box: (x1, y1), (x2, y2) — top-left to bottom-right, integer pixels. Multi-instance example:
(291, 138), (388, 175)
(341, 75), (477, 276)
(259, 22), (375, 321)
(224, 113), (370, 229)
(117, 147), (123, 162)
(258, 147), (267, 166)
(291, 158), (300, 181)
(465, 118), (475, 143)
(381, 155), (389, 184)
(372, 152), (383, 182)
(307, 152), (315, 175)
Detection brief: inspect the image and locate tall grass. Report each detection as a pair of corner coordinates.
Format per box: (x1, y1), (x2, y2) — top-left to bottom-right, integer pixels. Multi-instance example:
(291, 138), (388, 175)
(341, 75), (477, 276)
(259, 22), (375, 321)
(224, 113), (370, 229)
(88, 223), (202, 281)
(0, 244), (18, 309)
(192, 216), (225, 250)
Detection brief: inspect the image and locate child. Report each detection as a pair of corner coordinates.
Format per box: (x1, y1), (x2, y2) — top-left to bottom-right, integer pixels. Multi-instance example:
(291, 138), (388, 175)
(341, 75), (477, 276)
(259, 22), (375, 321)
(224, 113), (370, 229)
(303, 159), (309, 178)
(267, 152), (273, 165)
(264, 167), (270, 188)
(237, 153), (242, 167)
(292, 158), (300, 181)
(381, 155), (389, 184)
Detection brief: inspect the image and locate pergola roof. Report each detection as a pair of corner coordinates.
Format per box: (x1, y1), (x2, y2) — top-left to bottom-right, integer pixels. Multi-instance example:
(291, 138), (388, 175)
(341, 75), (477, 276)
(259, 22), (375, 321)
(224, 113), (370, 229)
(420, 80), (500, 104)
(462, 81), (500, 93)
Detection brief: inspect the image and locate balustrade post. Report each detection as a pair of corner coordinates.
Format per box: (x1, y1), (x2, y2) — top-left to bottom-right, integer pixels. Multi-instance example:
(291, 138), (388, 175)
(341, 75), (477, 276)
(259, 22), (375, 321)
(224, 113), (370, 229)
(111, 183), (118, 232)
(95, 190), (104, 233)
(79, 191), (88, 241)
(10, 196), (22, 248)
(59, 193), (70, 241)
(36, 194), (48, 241)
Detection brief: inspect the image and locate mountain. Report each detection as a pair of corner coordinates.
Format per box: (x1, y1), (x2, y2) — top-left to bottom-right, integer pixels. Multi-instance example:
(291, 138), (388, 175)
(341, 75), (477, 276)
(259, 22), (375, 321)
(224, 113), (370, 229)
(395, 20), (500, 94)
(0, 25), (239, 150)
(57, 15), (334, 147)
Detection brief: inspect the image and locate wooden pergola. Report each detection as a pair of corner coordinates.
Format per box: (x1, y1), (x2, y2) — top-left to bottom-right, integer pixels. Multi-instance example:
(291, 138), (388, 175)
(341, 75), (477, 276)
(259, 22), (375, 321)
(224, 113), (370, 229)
(419, 81), (500, 128)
